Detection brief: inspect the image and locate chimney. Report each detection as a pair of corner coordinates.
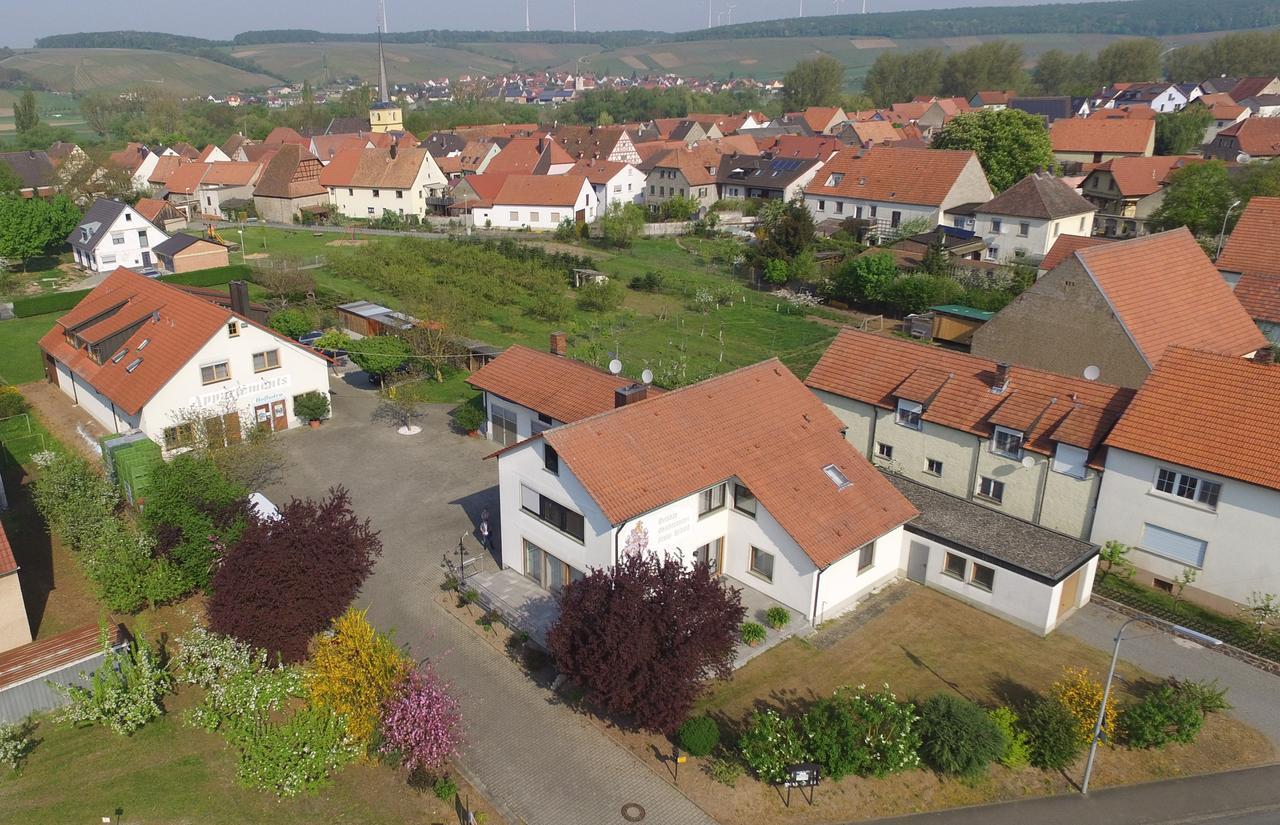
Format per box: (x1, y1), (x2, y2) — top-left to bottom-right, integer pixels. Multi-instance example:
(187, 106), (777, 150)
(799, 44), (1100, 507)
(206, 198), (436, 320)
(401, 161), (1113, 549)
(549, 330), (567, 356)
(1254, 345), (1275, 365)
(614, 383), (648, 408)
(229, 280), (250, 318)
(389, 142), (397, 159)
(992, 362), (1011, 392)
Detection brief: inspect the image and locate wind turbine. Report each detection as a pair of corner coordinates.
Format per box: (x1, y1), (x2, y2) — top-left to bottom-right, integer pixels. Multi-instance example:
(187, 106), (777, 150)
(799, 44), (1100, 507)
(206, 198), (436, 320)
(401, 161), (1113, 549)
(572, 0), (577, 31)
(525, 0), (530, 32)
(708, 0), (713, 28)
(833, 0), (843, 12)
(727, 3), (736, 24)
(799, 0), (804, 17)
(862, 0), (868, 12)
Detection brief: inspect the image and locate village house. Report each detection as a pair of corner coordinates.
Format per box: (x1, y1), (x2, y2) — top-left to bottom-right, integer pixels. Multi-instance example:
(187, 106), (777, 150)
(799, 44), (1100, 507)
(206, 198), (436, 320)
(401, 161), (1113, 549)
(1049, 118), (1155, 167)
(969, 90), (1017, 110)
(318, 145), (449, 221)
(486, 136), (576, 176)
(0, 149), (55, 199)
(1009, 96), (1090, 124)
(1091, 346), (1280, 612)
(567, 159), (646, 211)
(1036, 234), (1113, 278)
(806, 328), (1133, 540)
(106, 143), (160, 191)
(971, 229), (1267, 388)
(37, 270), (331, 450)
(1110, 82), (1194, 113)
(641, 143), (729, 213)
(163, 161), (264, 221)
(1202, 118), (1280, 162)
(67, 199), (169, 273)
(971, 172), (1096, 262)
(470, 174), (596, 230)
(715, 153), (824, 202)
(132, 197), (187, 233)
(1079, 156), (1200, 238)
(551, 125), (642, 165)
(1195, 94), (1251, 145)
(782, 107), (849, 135)
(251, 144), (328, 224)
(151, 234), (230, 274)
(803, 146), (994, 236)
(1217, 197), (1280, 343)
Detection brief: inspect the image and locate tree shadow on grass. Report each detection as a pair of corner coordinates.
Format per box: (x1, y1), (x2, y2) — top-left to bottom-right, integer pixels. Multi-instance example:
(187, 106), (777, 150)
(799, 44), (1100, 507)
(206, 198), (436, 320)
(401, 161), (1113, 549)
(988, 673), (1038, 710)
(901, 644), (971, 701)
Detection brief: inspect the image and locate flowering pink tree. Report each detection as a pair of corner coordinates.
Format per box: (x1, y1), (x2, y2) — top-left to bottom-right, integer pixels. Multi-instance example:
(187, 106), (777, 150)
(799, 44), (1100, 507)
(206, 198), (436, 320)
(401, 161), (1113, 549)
(379, 666), (463, 774)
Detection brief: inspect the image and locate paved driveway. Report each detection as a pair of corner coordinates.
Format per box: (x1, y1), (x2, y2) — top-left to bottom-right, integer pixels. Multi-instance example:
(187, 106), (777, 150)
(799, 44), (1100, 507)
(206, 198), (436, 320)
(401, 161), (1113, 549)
(264, 377), (715, 825)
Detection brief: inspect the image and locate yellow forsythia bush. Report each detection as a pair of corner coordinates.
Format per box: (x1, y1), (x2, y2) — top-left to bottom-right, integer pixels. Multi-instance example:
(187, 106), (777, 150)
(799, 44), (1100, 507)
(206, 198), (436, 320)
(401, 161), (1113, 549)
(307, 608), (411, 747)
(1052, 666), (1116, 746)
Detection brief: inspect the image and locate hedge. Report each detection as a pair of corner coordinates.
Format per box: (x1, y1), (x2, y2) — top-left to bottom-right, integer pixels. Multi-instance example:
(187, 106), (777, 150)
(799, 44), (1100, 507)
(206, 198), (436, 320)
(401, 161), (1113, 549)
(11, 265), (253, 318)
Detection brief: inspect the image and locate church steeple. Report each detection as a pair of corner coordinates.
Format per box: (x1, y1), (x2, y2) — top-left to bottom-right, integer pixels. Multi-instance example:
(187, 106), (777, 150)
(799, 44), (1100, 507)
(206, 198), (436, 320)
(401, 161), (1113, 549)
(368, 0), (402, 134)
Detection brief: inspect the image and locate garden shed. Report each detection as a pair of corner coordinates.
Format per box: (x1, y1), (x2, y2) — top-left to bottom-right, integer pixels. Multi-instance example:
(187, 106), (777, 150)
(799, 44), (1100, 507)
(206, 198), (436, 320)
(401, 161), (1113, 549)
(0, 623), (129, 723)
(336, 301), (419, 338)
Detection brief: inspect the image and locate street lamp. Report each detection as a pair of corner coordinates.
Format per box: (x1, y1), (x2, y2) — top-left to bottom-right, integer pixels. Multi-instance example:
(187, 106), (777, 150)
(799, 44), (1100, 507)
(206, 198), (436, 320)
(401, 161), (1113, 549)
(1215, 198), (1242, 260)
(1080, 614), (1222, 794)
(237, 229), (245, 265)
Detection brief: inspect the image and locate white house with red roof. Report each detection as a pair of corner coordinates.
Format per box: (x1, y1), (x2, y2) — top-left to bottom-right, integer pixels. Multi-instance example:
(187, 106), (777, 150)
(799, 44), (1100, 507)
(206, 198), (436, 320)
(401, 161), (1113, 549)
(568, 158), (646, 210)
(471, 174), (596, 230)
(1091, 346), (1280, 611)
(38, 269), (330, 451)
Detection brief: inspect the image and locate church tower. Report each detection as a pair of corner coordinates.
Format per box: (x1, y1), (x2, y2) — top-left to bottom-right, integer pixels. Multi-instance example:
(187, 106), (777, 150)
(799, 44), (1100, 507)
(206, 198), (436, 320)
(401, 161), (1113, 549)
(368, 3), (402, 134)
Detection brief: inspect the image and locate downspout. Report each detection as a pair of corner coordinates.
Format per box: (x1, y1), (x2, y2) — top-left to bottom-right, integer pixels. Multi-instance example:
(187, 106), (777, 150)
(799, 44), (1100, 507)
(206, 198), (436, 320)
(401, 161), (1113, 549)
(110, 402), (120, 434)
(866, 405), (878, 457)
(1032, 454), (1051, 525)
(810, 566), (825, 627)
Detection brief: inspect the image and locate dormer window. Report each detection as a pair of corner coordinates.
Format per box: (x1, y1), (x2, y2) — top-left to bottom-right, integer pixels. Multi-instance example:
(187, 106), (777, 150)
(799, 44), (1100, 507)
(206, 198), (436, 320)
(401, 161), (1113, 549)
(825, 172), (844, 187)
(991, 426), (1024, 460)
(895, 399), (923, 430)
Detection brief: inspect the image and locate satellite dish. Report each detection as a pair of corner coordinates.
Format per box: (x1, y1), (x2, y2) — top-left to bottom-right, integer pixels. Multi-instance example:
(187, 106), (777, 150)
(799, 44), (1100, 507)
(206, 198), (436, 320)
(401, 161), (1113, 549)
(1083, 365), (1100, 381)
(641, 368), (654, 385)
(608, 359), (623, 375)
(1021, 456), (1035, 469)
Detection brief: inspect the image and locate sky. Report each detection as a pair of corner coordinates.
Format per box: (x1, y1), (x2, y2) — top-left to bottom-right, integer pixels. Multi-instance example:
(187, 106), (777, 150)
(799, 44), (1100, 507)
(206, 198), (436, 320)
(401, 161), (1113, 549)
(3, 0), (1096, 49)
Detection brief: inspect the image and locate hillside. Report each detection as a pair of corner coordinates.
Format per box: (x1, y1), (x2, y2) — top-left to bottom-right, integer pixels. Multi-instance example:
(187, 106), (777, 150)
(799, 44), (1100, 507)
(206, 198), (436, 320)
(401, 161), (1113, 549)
(0, 47), (279, 95)
(229, 42), (514, 85)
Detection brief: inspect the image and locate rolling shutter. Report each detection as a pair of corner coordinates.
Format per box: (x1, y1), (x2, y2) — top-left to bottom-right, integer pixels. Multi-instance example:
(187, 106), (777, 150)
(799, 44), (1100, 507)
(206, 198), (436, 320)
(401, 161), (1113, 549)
(1139, 523), (1206, 567)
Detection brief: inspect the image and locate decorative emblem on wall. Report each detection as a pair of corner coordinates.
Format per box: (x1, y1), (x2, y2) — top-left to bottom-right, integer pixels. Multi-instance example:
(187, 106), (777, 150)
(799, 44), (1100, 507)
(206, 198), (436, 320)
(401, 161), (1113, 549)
(622, 521), (649, 557)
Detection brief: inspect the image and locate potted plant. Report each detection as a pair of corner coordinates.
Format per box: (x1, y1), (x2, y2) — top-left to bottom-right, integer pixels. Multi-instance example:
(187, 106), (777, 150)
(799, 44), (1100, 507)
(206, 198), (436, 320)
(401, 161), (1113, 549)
(293, 391), (330, 428)
(454, 397), (487, 436)
(765, 606), (791, 630)
(740, 621), (766, 647)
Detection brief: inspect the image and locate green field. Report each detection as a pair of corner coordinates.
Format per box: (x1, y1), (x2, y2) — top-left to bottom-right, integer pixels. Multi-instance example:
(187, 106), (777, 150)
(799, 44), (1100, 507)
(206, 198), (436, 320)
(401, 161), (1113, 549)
(0, 47), (278, 95)
(226, 41), (513, 87)
(0, 89), (94, 139)
(1, 25), (1263, 95)
(0, 313), (57, 384)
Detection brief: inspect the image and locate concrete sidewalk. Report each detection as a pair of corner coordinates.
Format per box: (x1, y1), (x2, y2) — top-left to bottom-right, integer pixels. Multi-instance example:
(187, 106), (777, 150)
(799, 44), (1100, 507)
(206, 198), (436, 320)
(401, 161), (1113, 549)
(870, 764), (1280, 825)
(1060, 601), (1280, 748)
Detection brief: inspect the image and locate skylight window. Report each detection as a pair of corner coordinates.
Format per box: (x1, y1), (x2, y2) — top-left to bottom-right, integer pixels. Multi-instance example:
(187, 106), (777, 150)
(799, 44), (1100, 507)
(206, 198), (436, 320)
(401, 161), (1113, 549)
(111, 348), (128, 363)
(125, 357), (143, 373)
(137, 338), (150, 350)
(823, 464), (852, 489)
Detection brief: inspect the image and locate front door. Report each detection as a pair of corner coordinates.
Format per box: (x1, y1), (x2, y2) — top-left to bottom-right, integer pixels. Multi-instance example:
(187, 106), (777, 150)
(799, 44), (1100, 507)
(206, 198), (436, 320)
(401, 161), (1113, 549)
(254, 403), (273, 432)
(907, 541), (929, 583)
(1057, 567), (1084, 618)
(142, 250), (152, 267)
(271, 399), (287, 431)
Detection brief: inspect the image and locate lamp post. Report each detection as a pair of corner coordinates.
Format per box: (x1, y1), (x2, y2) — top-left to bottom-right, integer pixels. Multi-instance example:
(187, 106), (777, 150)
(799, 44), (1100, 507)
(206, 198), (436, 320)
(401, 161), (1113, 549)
(1214, 198), (1242, 260)
(237, 229), (245, 265)
(1080, 615), (1222, 794)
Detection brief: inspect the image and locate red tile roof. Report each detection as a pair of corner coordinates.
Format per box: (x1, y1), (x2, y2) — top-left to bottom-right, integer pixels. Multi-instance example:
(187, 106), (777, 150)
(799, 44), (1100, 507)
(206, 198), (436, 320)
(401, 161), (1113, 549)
(806, 329), (1133, 466)
(1217, 197), (1280, 276)
(147, 155), (181, 185)
(1039, 234), (1114, 272)
(541, 360), (918, 569)
(1088, 155), (1200, 197)
(1050, 118), (1154, 154)
(317, 146), (430, 189)
(793, 106), (845, 133)
(1105, 347), (1280, 491)
(752, 135), (843, 160)
(448, 172), (510, 210)
(1233, 273), (1280, 324)
(132, 197), (169, 224)
(642, 142), (729, 185)
(804, 145), (986, 208)
(1212, 119), (1280, 157)
(1074, 228), (1268, 364)
(1228, 76), (1280, 103)
(467, 344), (661, 423)
(568, 158), (628, 186)
(486, 137), (550, 174)
(491, 174), (588, 207)
(263, 126), (309, 147)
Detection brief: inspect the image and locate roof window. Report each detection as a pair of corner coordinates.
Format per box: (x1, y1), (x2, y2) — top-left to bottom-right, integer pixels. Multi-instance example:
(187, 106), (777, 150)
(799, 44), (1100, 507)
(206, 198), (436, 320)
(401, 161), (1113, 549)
(111, 348), (128, 364)
(125, 357), (143, 373)
(137, 338), (150, 350)
(823, 464), (852, 489)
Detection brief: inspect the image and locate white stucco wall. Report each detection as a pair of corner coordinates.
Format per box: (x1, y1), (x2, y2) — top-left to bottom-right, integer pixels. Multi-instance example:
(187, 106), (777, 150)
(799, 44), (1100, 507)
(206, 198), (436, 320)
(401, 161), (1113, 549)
(328, 155), (449, 220)
(475, 181), (597, 230)
(136, 320), (330, 447)
(56, 368), (139, 435)
(595, 165), (647, 210)
(79, 207), (169, 272)
(805, 195), (937, 231)
(1091, 448), (1280, 606)
(976, 210), (1094, 261)
(814, 526), (905, 624)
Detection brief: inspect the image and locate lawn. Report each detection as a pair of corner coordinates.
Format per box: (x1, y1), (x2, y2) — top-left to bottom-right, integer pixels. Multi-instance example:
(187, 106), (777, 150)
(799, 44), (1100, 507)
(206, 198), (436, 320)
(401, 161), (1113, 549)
(604, 585), (1273, 824)
(0, 687), (501, 825)
(0, 313), (59, 385)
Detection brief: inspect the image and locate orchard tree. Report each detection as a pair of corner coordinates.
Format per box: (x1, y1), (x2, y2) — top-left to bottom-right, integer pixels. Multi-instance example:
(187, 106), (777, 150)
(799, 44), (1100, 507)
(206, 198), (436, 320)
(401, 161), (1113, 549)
(209, 487), (382, 663)
(932, 109), (1054, 192)
(600, 202), (645, 248)
(0, 197), (54, 271)
(547, 552), (744, 733)
(347, 335), (412, 383)
(782, 55), (845, 110)
(1095, 39), (1162, 85)
(13, 91), (38, 134)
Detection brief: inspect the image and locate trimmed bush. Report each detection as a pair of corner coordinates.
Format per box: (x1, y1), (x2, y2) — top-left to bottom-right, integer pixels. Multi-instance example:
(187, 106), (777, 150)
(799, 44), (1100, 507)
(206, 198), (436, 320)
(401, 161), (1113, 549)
(1052, 666), (1115, 747)
(453, 396), (487, 433)
(916, 693), (1008, 778)
(158, 264), (251, 287)
(1174, 678), (1231, 716)
(11, 288), (91, 318)
(1120, 684), (1205, 749)
(677, 715), (720, 757)
(269, 307), (314, 339)
(989, 706), (1031, 768)
(800, 685), (922, 780)
(1024, 696), (1083, 770)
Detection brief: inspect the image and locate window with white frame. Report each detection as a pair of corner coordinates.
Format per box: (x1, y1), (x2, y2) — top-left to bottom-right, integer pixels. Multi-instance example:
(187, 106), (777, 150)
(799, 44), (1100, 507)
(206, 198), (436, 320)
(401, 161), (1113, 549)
(896, 398), (923, 430)
(926, 458), (944, 476)
(991, 218), (1002, 233)
(1154, 468), (1221, 509)
(733, 484), (757, 517)
(857, 542), (874, 572)
(520, 483), (585, 542)
(530, 211), (540, 223)
(550, 212), (561, 223)
(991, 426), (1024, 459)
(1018, 222), (1030, 237)
(699, 483), (726, 516)
(976, 476), (1004, 503)
(877, 442), (894, 460)
(509, 211), (519, 221)
(1052, 443), (1089, 479)
(490, 404), (518, 446)
(372, 189), (380, 198)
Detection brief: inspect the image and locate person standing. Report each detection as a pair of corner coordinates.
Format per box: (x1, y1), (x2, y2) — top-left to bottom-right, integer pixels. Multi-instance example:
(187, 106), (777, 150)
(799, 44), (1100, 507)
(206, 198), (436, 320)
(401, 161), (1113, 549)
(478, 508), (492, 552)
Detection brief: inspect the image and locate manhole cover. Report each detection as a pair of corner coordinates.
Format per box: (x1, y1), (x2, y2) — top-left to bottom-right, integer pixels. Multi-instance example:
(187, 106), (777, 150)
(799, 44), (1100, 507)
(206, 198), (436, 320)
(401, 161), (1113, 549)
(621, 802), (646, 822)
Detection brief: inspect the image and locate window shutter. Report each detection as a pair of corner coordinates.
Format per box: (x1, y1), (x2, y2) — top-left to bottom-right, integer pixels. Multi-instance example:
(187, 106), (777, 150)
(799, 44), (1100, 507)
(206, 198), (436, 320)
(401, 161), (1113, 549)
(1139, 523), (1206, 567)
(1052, 444), (1089, 479)
(521, 484), (540, 514)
